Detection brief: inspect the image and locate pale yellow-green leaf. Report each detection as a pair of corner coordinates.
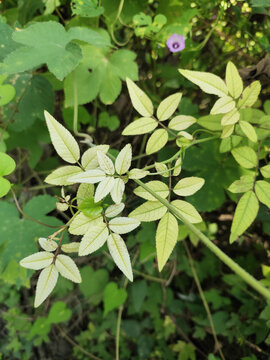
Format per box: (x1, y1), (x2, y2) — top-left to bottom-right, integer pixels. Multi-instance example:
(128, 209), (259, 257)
(173, 158), (182, 176)
(126, 77), (153, 117)
(128, 168), (149, 179)
(260, 165), (270, 178)
(94, 177), (115, 203)
(255, 180), (270, 208)
(171, 200), (202, 223)
(44, 111), (80, 163)
(81, 145), (109, 170)
(45, 166), (82, 185)
(221, 108), (240, 126)
(225, 61), (243, 99)
(168, 115), (196, 131)
(230, 191), (259, 243)
(105, 203), (125, 218)
(20, 251), (54, 270)
(110, 178), (125, 204)
(129, 201), (167, 222)
(34, 264), (58, 307)
(231, 146), (257, 169)
(61, 242), (80, 253)
(56, 202), (69, 212)
(109, 217), (140, 234)
(97, 151), (115, 175)
(122, 117), (158, 135)
(134, 180), (169, 201)
(55, 254), (81, 283)
(228, 175), (254, 193)
(210, 96), (235, 115)
(76, 183), (95, 206)
(238, 81), (261, 109)
(38, 238), (58, 252)
(154, 162), (170, 177)
(156, 213), (178, 271)
(68, 169), (106, 184)
(69, 212), (103, 235)
(239, 121), (257, 142)
(157, 93), (182, 121)
(79, 223), (108, 255)
(107, 233), (133, 281)
(177, 131), (193, 140)
(115, 143), (132, 175)
(173, 177), (205, 196)
(221, 124), (234, 138)
(178, 69), (228, 97)
(146, 129), (168, 155)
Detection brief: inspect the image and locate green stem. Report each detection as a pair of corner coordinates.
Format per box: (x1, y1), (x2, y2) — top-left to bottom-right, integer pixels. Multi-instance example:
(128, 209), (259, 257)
(133, 179), (270, 300)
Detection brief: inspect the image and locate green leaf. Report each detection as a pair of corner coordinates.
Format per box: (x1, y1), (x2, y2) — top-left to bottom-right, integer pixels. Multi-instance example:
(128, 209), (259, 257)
(77, 184), (95, 206)
(71, 0), (104, 17)
(171, 200), (202, 224)
(79, 266), (109, 298)
(47, 301), (72, 324)
(197, 114), (222, 131)
(78, 197), (103, 218)
(231, 146), (257, 169)
(103, 282), (127, 316)
(221, 124), (234, 138)
(0, 22), (19, 61)
(255, 180), (270, 208)
(0, 152), (16, 176)
(239, 121), (257, 142)
(134, 180), (169, 201)
(129, 201), (167, 222)
(131, 281), (147, 312)
(126, 77), (153, 117)
(225, 61), (243, 99)
(146, 129), (168, 155)
(0, 177), (12, 198)
(45, 166), (82, 185)
(122, 117), (158, 135)
(228, 175), (254, 193)
(173, 177), (205, 196)
(98, 112), (120, 131)
(157, 93), (182, 121)
(230, 191), (259, 243)
(238, 81), (261, 109)
(156, 213), (178, 271)
(0, 75), (15, 106)
(260, 165), (270, 178)
(179, 69), (228, 97)
(168, 115), (196, 131)
(221, 108), (240, 126)
(210, 96), (235, 115)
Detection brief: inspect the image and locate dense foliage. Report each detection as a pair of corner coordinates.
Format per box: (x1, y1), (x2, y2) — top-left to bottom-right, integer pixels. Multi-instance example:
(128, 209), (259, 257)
(1, 0), (270, 359)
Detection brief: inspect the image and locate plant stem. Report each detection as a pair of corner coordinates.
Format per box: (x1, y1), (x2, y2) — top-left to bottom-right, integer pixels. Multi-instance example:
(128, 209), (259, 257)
(133, 179), (270, 300)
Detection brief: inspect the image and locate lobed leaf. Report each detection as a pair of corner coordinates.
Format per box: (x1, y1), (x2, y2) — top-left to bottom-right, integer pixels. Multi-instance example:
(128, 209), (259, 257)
(55, 254), (81, 283)
(157, 93), (182, 121)
(34, 264), (58, 307)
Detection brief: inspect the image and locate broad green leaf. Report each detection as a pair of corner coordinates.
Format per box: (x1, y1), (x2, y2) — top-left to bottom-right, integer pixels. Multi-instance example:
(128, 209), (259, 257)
(0, 76), (15, 106)
(129, 201), (167, 222)
(197, 114), (222, 131)
(115, 143), (132, 175)
(20, 251), (54, 270)
(225, 61), (243, 99)
(239, 121), (257, 142)
(39, 238), (58, 252)
(146, 129), (168, 155)
(179, 69), (228, 97)
(44, 111), (80, 164)
(97, 151), (115, 175)
(71, 0), (104, 17)
(76, 183), (95, 206)
(94, 177), (115, 203)
(81, 145), (109, 170)
(221, 108), (240, 126)
(228, 175), (254, 193)
(154, 162), (170, 177)
(0, 152), (15, 176)
(61, 242), (80, 253)
(55, 255), (81, 283)
(156, 213), (178, 271)
(157, 93), (182, 121)
(34, 264), (59, 307)
(69, 212), (103, 235)
(231, 146), (257, 169)
(255, 180), (270, 208)
(79, 266), (108, 299)
(128, 168), (149, 179)
(173, 177), (205, 196)
(45, 166), (82, 185)
(230, 191), (259, 243)
(210, 96), (235, 115)
(68, 169), (106, 184)
(122, 117), (158, 135)
(103, 282), (127, 316)
(111, 178), (125, 204)
(109, 217), (140, 234)
(260, 165), (270, 178)
(168, 115), (196, 131)
(238, 81), (261, 109)
(105, 203), (125, 218)
(134, 181), (169, 201)
(126, 78), (153, 117)
(79, 224), (108, 255)
(107, 233), (133, 281)
(221, 124), (234, 138)
(0, 177), (11, 197)
(171, 200), (202, 224)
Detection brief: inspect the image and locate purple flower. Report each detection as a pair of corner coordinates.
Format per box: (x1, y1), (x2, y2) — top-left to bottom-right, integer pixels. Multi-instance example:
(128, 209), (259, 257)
(166, 34), (185, 53)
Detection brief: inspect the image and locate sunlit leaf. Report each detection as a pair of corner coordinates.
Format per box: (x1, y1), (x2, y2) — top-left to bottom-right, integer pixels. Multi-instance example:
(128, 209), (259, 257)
(61, 242), (80, 253)
(228, 175), (254, 193)
(122, 117), (158, 135)
(146, 129), (168, 155)
(210, 96), (235, 115)
(45, 166), (82, 185)
(255, 180), (270, 208)
(239, 121), (257, 143)
(109, 217), (140, 234)
(94, 176), (115, 202)
(129, 201), (167, 222)
(115, 143), (132, 175)
(238, 81), (261, 109)
(81, 145), (109, 170)
(111, 178), (125, 204)
(105, 203), (125, 218)
(221, 108), (240, 126)
(76, 183), (95, 206)
(168, 115), (196, 131)
(231, 146), (257, 169)
(20, 251), (54, 270)
(134, 181), (169, 201)
(55, 254), (81, 283)
(157, 93), (182, 121)
(39, 238), (58, 252)
(68, 169), (106, 184)
(260, 165), (270, 179)
(34, 264), (58, 307)
(128, 168), (149, 179)
(126, 77), (153, 117)
(171, 200), (202, 223)
(173, 177), (205, 196)
(97, 151), (115, 175)
(79, 223), (108, 255)
(225, 61), (243, 99)
(69, 212), (103, 235)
